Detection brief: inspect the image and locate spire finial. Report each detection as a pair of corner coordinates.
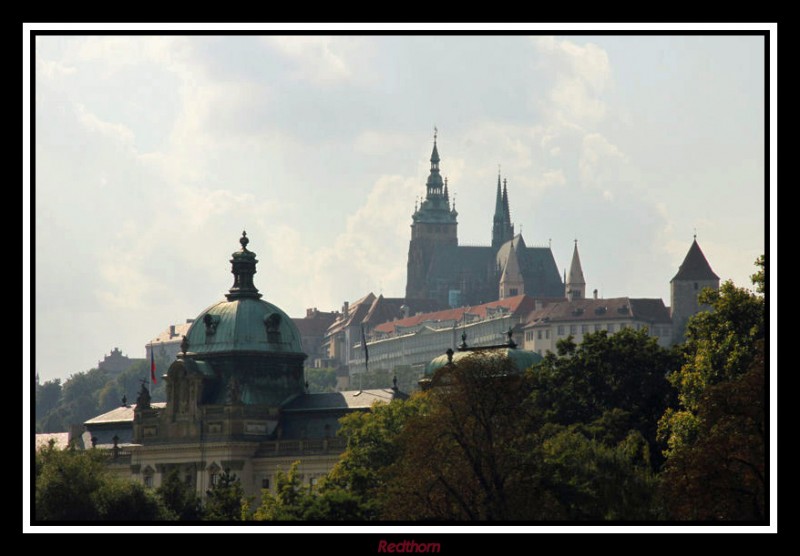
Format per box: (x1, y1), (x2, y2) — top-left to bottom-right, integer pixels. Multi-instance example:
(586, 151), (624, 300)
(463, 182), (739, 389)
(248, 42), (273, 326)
(693, 228), (697, 240)
(240, 230), (249, 250)
(433, 126), (437, 142)
(574, 238), (578, 246)
(549, 238), (552, 248)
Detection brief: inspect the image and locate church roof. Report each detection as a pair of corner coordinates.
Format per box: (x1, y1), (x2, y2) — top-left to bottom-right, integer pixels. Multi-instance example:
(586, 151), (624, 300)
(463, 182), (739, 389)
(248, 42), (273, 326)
(671, 239), (720, 282)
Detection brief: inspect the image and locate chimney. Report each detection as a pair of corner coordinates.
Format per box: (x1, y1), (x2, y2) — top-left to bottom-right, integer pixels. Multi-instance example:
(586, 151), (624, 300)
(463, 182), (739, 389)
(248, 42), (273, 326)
(169, 325), (176, 338)
(593, 289), (598, 299)
(186, 318), (194, 323)
(342, 301), (349, 317)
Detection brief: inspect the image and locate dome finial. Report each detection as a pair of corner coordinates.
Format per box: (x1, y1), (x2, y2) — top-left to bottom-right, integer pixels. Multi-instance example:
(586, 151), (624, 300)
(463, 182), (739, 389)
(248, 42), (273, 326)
(227, 232), (261, 300)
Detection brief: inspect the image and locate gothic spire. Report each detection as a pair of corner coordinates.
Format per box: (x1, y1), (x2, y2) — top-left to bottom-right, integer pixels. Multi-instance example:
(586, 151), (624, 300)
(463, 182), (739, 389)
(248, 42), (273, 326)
(425, 128), (444, 197)
(502, 178), (511, 227)
(565, 239), (586, 300)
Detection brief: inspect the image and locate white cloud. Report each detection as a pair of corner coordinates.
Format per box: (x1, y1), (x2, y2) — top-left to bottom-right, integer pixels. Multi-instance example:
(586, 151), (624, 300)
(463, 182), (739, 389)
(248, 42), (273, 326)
(261, 36), (354, 84)
(74, 103), (136, 147)
(533, 36), (612, 126)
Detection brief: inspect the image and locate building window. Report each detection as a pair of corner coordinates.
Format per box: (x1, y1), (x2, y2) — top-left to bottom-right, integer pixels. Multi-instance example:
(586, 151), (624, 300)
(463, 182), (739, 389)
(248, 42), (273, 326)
(310, 477), (318, 487)
(557, 325), (565, 336)
(210, 472), (218, 487)
(694, 282), (698, 290)
(509, 288), (518, 296)
(262, 478), (270, 489)
(569, 324), (577, 335)
(537, 330), (542, 340)
(608, 323), (615, 333)
(594, 324), (601, 332)
(143, 475), (153, 488)
(581, 324), (589, 334)
(545, 330), (550, 339)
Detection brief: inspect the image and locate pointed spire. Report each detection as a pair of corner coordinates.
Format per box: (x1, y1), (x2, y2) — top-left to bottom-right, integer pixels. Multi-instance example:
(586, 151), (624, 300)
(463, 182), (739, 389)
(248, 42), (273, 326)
(226, 230), (262, 301)
(672, 238), (719, 281)
(494, 171), (503, 220)
(425, 128), (443, 196)
(502, 178), (511, 225)
(565, 240), (586, 300)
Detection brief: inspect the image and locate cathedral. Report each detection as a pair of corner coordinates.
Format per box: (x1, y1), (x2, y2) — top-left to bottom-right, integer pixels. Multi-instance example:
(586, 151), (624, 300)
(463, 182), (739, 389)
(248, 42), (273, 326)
(405, 132), (565, 308)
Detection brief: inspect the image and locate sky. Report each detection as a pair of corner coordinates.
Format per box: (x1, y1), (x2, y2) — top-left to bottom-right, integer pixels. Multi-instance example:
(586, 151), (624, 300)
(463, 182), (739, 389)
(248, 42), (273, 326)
(27, 27), (772, 383)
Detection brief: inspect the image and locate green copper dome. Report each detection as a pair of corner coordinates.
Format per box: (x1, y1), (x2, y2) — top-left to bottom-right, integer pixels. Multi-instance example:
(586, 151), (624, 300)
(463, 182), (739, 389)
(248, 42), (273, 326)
(425, 346), (542, 377)
(181, 231), (304, 356)
(184, 298), (303, 356)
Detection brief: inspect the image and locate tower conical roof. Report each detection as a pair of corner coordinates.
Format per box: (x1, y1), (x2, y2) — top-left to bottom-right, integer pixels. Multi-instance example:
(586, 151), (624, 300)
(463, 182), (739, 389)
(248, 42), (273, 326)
(671, 239), (719, 281)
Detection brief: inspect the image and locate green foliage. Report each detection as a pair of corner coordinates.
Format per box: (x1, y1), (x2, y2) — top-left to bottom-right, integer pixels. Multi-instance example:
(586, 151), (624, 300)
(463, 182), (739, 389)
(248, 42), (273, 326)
(660, 340), (766, 520)
(35, 379), (61, 422)
(36, 359), (167, 433)
(659, 259), (765, 457)
(204, 469), (245, 521)
(93, 478), (171, 521)
(35, 442), (108, 520)
(326, 395), (428, 516)
(658, 256), (766, 520)
(529, 328), (676, 469)
(304, 367), (337, 393)
(539, 425), (660, 520)
(157, 468), (204, 520)
(251, 462), (373, 521)
(252, 462), (307, 521)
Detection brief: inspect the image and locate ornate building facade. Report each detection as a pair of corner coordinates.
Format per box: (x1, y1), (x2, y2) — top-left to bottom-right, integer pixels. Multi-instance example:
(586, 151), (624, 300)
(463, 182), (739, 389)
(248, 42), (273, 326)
(85, 233), (405, 498)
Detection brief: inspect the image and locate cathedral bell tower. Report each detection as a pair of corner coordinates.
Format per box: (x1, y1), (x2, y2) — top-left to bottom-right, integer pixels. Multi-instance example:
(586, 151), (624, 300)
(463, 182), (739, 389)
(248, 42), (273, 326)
(405, 129), (459, 300)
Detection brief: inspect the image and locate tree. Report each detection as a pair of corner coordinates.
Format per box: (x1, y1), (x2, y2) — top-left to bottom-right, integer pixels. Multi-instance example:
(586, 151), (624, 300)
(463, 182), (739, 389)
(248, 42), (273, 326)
(204, 469), (245, 521)
(324, 395), (427, 519)
(35, 442), (108, 520)
(93, 478), (171, 521)
(382, 354), (548, 520)
(529, 328), (677, 469)
(35, 379), (61, 422)
(658, 256), (766, 520)
(157, 467), (204, 520)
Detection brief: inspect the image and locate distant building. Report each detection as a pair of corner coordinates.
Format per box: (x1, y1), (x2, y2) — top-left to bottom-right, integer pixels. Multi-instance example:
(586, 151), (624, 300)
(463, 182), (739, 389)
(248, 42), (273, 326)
(322, 293), (445, 377)
(405, 132), (564, 307)
(349, 294), (560, 384)
(292, 308), (339, 369)
(522, 296), (674, 354)
(146, 319), (195, 372)
(521, 238), (718, 354)
(97, 347), (144, 376)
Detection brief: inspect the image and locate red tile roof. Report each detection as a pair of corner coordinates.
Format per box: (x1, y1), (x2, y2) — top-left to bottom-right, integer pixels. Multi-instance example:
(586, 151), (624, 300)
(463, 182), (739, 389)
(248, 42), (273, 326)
(373, 295), (537, 334)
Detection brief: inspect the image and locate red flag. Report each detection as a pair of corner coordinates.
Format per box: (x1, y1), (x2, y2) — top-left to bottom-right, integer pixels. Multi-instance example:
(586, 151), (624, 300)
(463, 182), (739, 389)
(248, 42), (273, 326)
(150, 349), (157, 384)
